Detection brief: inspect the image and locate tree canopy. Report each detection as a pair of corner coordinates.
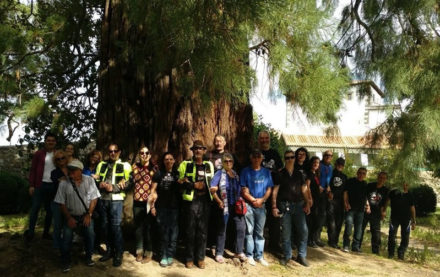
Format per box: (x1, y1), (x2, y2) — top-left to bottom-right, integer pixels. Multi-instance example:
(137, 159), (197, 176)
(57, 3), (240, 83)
(1, 0), (348, 154)
(338, 0), (440, 181)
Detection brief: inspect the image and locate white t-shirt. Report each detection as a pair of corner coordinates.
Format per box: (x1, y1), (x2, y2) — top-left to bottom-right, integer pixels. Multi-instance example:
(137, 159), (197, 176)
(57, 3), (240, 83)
(42, 151), (55, 183)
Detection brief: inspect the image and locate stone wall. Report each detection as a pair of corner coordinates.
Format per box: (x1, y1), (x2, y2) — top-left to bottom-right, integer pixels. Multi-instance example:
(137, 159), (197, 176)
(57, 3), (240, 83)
(0, 145), (31, 179)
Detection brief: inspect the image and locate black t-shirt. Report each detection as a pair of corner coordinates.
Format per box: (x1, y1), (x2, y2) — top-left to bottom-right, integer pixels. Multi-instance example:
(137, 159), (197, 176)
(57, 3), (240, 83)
(344, 177), (368, 212)
(153, 170), (180, 209)
(366, 182), (389, 217)
(194, 164), (209, 198)
(261, 149), (283, 172)
(330, 169), (347, 201)
(276, 168), (306, 203)
(208, 151), (241, 173)
(308, 171), (320, 202)
(296, 162), (310, 181)
(389, 189), (415, 221)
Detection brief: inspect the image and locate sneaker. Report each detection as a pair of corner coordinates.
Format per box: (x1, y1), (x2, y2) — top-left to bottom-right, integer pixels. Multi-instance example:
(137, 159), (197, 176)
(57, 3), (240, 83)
(136, 253), (143, 262)
(257, 258), (269, 267)
(62, 263), (71, 273)
(280, 259), (288, 266)
(113, 255), (122, 267)
(141, 256), (152, 264)
(167, 257), (174, 266)
(248, 257), (256, 266)
(343, 246), (349, 253)
(215, 255), (225, 264)
(296, 256), (309, 267)
(99, 252), (112, 262)
(86, 258), (95, 267)
(308, 241), (318, 248)
(315, 240), (325, 247)
(160, 258), (168, 267)
(235, 253), (247, 262)
(352, 248), (362, 253)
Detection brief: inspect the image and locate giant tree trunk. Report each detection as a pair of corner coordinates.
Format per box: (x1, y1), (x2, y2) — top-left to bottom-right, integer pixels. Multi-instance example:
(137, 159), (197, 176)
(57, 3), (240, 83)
(97, 0), (253, 164)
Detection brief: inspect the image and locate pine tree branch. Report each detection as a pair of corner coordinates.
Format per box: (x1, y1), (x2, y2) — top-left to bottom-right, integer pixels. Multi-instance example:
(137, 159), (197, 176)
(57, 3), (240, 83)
(352, 0), (376, 61)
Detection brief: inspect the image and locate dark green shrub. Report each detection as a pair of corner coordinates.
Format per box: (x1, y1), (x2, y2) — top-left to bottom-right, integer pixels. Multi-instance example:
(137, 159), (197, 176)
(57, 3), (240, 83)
(0, 171), (31, 214)
(410, 185), (437, 217)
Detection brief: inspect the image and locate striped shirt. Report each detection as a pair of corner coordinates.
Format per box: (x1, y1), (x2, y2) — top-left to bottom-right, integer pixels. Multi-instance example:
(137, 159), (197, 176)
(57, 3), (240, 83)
(54, 174), (101, 216)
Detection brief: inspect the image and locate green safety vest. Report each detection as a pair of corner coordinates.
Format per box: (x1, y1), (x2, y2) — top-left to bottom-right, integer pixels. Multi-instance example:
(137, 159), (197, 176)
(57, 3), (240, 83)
(95, 159), (132, 200)
(178, 160), (214, 201)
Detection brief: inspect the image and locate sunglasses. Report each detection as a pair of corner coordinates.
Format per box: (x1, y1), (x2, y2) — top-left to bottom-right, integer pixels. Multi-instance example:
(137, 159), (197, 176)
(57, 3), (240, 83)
(284, 156), (295, 160)
(193, 147), (205, 150)
(109, 150), (119, 153)
(56, 157), (66, 161)
(324, 154), (333, 157)
(139, 151), (150, 155)
(223, 160), (233, 163)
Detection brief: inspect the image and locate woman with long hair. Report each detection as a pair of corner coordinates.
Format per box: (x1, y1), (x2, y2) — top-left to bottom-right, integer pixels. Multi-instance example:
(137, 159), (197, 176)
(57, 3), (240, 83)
(152, 152), (181, 267)
(132, 146), (157, 263)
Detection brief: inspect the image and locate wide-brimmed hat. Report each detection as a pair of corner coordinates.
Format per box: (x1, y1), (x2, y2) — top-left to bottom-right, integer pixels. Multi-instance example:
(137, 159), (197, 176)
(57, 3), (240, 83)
(67, 159), (84, 170)
(190, 140), (207, 150)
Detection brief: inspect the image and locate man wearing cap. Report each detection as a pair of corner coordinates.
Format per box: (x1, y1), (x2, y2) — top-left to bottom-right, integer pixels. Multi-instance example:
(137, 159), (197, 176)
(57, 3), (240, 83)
(95, 144), (131, 267)
(54, 159), (100, 273)
(327, 157), (347, 248)
(241, 149), (274, 266)
(178, 140), (214, 269)
(257, 130), (283, 253)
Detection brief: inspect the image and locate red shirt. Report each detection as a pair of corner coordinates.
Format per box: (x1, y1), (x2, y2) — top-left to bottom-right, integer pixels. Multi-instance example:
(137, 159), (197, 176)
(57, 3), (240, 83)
(29, 149), (47, 188)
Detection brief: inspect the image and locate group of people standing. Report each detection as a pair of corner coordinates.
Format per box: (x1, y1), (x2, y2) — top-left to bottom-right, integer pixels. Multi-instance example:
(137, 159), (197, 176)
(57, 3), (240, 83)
(23, 131), (417, 273)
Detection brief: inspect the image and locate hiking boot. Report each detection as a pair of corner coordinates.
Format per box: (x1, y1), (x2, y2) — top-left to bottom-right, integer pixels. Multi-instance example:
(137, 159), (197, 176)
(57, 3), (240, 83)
(197, 260), (205, 269)
(342, 246), (349, 253)
(136, 253), (143, 262)
(296, 256), (309, 267)
(185, 261), (194, 268)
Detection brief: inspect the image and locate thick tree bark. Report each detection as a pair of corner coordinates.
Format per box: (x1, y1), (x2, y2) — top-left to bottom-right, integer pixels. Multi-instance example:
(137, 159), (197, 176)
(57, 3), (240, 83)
(97, 0), (253, 164)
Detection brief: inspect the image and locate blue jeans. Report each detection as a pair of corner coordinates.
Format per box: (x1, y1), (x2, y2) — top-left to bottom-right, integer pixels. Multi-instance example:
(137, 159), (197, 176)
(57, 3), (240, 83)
(27, 182), (54, 237)
(343, 210), (364, 251)
(280, 201), (308, 259)
(51, 201), (63, 249)
(216, 207), (246, 256)
(156, 208), (179, 258)
(99, 200), (124, 255)
(245, 203), (266, 260)
(61, 216), (94, 265)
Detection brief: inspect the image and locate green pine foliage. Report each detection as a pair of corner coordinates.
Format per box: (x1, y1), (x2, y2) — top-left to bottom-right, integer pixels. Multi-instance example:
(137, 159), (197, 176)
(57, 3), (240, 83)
(1, 0), (349, 148)
(338, 0), (440, 181)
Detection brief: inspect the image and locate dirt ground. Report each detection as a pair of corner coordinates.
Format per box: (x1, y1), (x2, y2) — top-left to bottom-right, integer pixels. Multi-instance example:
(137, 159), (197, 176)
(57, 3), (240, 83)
(0, 231), (439, 277)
